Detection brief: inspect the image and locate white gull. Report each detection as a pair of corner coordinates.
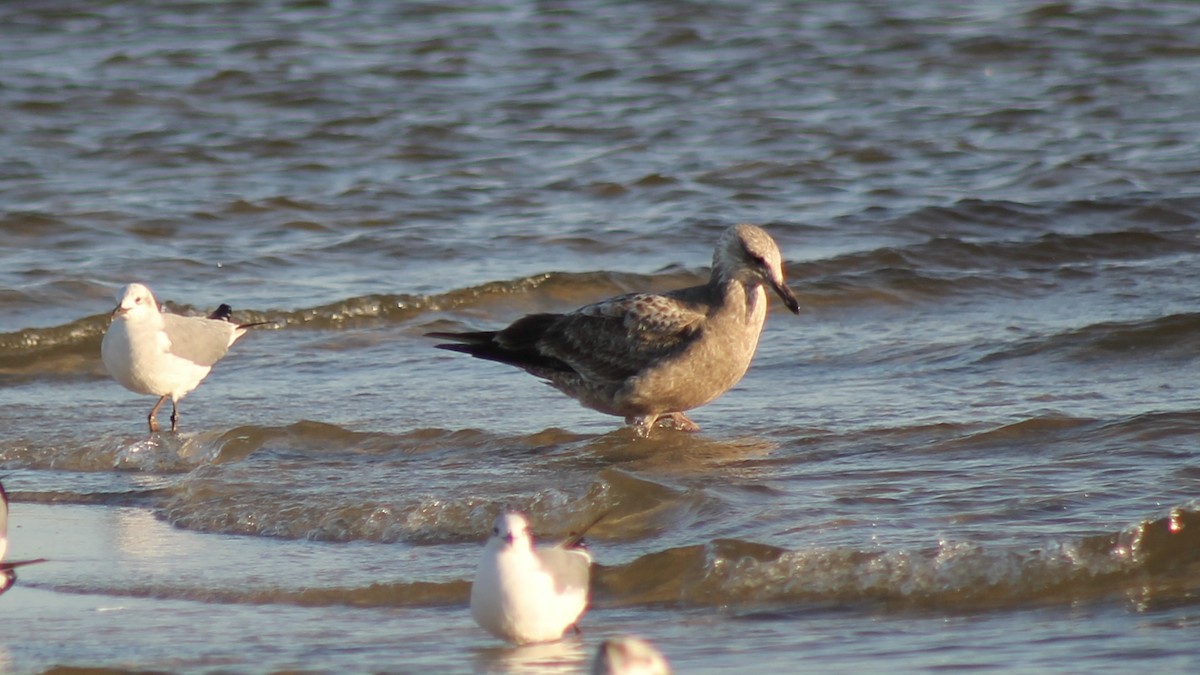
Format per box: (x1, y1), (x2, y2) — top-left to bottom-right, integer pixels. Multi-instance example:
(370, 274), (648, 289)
(101, 282), (266, 433)
(470, 511), (593, 645)
(430, 223), (800, 436)
(0, 480), (47, 597)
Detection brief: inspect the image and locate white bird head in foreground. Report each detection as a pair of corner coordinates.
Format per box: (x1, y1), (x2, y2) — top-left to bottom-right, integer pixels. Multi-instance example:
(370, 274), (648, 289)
(591, 635), (672, 675)
(471, 510), (594, 645)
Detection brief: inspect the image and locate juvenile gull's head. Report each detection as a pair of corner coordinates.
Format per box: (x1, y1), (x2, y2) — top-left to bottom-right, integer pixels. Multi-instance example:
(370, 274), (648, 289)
(712, 223), (800, 314)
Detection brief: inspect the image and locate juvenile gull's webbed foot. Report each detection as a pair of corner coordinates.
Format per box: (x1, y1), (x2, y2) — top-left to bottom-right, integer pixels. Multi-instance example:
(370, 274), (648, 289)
(662, 412), (700, 432)
(627, 413), (700, 436)
(627, 416), (656, 438)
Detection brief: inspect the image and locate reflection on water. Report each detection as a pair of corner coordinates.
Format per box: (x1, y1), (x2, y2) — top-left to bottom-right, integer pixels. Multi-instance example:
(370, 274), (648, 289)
(473, 638), (588, 675)
(576, 432), (780, 473)
(113, 506), (179, 563)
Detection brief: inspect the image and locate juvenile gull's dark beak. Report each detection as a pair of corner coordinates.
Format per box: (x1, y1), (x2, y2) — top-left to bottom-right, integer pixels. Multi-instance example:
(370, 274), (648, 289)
(771, 278), (801, 314)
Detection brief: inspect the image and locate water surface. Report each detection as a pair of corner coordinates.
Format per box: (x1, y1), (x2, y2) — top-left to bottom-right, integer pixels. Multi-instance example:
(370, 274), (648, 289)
(2, 1), (1200, 672)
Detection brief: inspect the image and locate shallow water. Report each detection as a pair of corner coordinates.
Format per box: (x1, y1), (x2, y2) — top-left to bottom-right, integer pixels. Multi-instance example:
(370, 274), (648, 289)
(3, 0), (1200, 672)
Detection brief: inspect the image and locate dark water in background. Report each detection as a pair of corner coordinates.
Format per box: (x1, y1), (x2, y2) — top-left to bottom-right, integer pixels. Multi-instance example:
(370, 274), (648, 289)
(2, 0), (1200, 672)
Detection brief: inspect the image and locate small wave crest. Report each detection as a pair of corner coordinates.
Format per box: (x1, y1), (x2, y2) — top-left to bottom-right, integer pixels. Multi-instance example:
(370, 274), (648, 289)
(0, 315), (108, 380)
(979, 312), (1200, 364)
(159, 463), (694, 545)
(798, 228), (1195, 306)
(274, 269), (700, 330)
(596, 505), (1200, 611)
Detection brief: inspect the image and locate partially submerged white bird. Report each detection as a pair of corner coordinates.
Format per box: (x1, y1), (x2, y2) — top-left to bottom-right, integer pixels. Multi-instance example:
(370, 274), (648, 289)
(101, 282), (266, 433)
(591, 636), (672, 675)
(430, 223), (800, 436)
(470, 511), (593, 645)
(0, 481), (47, 597)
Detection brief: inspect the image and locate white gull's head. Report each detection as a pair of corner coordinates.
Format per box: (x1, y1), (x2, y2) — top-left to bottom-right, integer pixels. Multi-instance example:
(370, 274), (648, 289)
(490, 511), (534, 550)
(111, 283), (161, 320)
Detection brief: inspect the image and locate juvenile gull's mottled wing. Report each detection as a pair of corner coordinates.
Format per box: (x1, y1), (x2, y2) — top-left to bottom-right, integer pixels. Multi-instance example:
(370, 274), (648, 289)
(161, 314), (235, 367)
(537, 291), (708, 383)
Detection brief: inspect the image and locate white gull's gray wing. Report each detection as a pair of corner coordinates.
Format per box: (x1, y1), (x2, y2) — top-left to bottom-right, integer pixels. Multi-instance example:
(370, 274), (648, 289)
(535, 545), (591, 595)
(161, 314), (237, 367)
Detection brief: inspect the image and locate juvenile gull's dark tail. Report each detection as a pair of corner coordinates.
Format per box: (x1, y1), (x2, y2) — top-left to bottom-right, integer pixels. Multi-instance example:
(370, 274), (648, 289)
(428, 314), (573, 373)
(427, 330), (512, 364)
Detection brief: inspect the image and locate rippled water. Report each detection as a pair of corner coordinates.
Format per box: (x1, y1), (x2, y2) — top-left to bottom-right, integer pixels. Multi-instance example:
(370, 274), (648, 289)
(3, 0), (1200, 672)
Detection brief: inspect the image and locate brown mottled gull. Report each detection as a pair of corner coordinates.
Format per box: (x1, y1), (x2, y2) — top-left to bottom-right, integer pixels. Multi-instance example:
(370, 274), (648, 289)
(428, 223), (800, 436)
